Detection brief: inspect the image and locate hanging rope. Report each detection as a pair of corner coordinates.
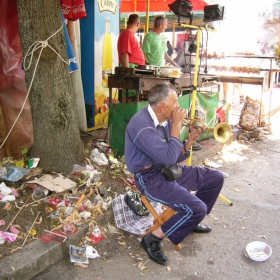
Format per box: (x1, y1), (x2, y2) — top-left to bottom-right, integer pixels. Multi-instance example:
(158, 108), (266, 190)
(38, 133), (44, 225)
(0, 25), (69, 151)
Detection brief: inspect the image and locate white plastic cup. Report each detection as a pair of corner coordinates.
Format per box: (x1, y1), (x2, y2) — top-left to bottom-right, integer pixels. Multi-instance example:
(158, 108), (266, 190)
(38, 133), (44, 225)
(33, 186), (44, 198)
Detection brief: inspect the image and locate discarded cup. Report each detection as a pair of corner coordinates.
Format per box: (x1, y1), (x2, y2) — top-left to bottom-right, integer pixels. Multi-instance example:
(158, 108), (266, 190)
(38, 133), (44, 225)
(33, 186), (45, 198)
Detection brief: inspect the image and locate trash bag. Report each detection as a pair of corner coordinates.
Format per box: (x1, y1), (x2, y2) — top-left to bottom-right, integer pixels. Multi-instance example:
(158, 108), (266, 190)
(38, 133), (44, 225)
(239, 96), (261, 130)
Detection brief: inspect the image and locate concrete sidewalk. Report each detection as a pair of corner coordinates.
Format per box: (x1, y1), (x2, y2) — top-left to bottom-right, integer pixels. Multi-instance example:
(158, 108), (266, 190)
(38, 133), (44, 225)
(0, 225), (89, 280)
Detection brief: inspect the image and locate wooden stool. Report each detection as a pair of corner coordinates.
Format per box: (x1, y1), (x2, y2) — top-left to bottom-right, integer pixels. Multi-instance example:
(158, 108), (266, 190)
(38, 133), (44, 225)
(141, 195), (181, 250)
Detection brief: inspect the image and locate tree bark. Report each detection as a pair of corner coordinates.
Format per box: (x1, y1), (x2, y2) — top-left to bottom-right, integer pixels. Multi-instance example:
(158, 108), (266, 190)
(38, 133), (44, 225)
(16, 0), (84, 173)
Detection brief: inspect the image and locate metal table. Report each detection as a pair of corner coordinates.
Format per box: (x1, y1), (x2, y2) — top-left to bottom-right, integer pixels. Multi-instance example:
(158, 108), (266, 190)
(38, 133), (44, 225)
(108, 75), (174, 104)
(108, 74), (220, 105)
(212, 71), (273, 123)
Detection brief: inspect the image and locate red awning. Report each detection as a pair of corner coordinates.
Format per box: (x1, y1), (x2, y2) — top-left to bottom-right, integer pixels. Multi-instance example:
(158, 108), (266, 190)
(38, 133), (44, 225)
(120, 0), (208, 13)
(61, 0), (87, 21)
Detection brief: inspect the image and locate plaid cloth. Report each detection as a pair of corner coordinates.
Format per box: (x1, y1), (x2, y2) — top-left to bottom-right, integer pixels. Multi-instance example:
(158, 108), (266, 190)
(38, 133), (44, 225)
(112, 194), (163, 236)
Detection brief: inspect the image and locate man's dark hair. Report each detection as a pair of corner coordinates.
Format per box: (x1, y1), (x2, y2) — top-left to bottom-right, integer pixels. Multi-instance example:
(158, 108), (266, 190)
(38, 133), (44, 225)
(148, 83), (176, 107)
(127, 14), (139, 25)
(154, 15), (165, 28)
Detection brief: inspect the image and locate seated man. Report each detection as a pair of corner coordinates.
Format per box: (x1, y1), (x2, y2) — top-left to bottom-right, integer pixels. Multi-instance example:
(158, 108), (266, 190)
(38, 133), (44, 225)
(125, 83), (224, 265)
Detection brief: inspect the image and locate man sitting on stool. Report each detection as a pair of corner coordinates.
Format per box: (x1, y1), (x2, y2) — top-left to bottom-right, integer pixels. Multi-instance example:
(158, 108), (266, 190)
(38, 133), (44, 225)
(125, 83), (224, 265)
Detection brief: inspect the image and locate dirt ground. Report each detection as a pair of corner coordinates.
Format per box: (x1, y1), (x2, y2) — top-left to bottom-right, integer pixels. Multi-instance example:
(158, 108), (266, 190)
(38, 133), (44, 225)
(31, 134), (280, 280)
(0, 138), (129, 259)
(2, 85), (280, 278)
(31, 87), (280, 280)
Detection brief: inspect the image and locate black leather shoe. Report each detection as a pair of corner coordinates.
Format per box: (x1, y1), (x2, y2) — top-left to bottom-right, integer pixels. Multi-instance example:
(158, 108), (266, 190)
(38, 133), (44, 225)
(141, 233), (169, 265)
(193, 224), (212, 233)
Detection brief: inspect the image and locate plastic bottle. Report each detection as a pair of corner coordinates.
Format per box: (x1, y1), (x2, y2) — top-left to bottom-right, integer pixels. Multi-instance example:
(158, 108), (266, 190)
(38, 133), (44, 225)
(102, 18), (113, 88)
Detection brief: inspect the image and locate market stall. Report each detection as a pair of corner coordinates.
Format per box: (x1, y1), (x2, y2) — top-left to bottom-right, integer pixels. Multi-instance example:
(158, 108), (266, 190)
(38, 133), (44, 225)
(108, 67), (220, 104)
(203, 54), (275, 123)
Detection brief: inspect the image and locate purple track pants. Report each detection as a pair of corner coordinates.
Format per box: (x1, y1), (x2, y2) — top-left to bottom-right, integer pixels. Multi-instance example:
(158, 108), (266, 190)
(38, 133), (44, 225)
(135, 165), (224, 245)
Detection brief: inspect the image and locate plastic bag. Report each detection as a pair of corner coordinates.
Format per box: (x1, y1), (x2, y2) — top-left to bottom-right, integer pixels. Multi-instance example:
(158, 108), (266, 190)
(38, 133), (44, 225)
(1, 164), (30, 182)
(90, 148), (108, 165)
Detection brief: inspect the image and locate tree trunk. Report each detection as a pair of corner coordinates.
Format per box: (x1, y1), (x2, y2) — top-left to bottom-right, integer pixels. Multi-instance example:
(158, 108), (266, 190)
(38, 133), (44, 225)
(16, 0), (84, 173)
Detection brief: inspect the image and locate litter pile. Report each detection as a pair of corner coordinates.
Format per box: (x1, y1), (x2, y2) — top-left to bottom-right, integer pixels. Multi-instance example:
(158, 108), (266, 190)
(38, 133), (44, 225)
(0, 140), (136, 261)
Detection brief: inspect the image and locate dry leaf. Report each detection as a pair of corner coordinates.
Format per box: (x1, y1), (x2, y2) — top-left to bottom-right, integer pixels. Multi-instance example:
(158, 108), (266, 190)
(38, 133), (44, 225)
(15, 201), (23, 209)
(140, 264), (149, 271)
(204, 160), (222, 168)
(73, 263), (88, 268)
(10, 247), (21, 254)
(140, 267), (149, 272)
(138, 261), (143, 268)
(233, 187), (241, 192)
(34, 217), (42, 224)
(166, 266), (171, 271)
(85, 236), (93, 242)
(118, 241), (126, 246)
(11, 266), (15, 271)
(3, 202), (11, 210)
(258, 235), (267, 240)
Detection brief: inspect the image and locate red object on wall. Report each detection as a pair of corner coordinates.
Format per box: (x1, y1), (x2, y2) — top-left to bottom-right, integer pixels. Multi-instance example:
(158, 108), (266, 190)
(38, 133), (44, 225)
(61, 0), (87, 21)
(0, 0), (34, 160)
(120, 0), (208, 13)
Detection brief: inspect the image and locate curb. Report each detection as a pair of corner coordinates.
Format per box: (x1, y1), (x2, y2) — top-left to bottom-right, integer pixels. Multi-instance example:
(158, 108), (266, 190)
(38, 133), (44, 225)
(0, 225), (89, 280)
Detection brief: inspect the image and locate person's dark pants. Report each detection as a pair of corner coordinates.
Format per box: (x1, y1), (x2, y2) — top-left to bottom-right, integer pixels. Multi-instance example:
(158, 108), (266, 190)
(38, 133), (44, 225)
(135, 165), (224, 245)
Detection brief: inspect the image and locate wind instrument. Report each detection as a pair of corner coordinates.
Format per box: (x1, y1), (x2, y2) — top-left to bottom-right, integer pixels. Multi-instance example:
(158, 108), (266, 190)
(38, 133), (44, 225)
(182, 117), (232, 143)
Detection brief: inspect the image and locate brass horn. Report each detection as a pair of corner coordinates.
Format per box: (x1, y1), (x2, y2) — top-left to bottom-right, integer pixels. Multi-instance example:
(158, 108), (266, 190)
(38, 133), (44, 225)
(182, 117), (232, 143)
(212, 122), (232, 143)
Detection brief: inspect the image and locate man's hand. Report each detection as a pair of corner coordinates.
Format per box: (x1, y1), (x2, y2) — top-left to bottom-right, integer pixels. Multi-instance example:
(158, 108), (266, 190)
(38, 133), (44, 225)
(170, 107), (187, 139)
(189, 126), (203, 141)
(183, 126), (203, 151)
(171, 107), (186, 126)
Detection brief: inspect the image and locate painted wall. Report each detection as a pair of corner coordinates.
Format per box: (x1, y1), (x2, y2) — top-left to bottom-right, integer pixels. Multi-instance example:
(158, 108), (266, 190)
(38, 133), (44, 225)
(81, 0), (119, 127)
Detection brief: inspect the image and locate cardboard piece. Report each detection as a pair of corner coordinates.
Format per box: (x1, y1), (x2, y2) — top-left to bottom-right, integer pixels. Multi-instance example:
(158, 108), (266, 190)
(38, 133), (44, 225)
(27, 173), (76, 193)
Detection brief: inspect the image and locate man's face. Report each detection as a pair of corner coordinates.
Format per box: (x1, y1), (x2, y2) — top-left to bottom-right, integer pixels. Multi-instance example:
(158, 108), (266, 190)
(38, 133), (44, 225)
(136, 20), (140, 30)
(162, 90), (179, 119)
(160, 18), (168, 32)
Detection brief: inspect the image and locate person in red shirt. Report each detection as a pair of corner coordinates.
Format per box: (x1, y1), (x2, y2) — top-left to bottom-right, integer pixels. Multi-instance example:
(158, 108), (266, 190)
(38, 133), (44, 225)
(117, 14), (145, 68)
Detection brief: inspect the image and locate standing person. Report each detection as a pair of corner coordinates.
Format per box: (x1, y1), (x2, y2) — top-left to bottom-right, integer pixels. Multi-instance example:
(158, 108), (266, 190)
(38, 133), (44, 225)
(125, 83), (224, 265)
(222, 83), (244, 103)
(117, 14), (145, 68)
(166, 40), (173, 57)
(142, 16), (178, 67)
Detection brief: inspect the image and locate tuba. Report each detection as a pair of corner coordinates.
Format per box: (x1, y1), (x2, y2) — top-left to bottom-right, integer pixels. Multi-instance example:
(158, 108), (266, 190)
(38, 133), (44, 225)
(182, 117), (232, 143)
